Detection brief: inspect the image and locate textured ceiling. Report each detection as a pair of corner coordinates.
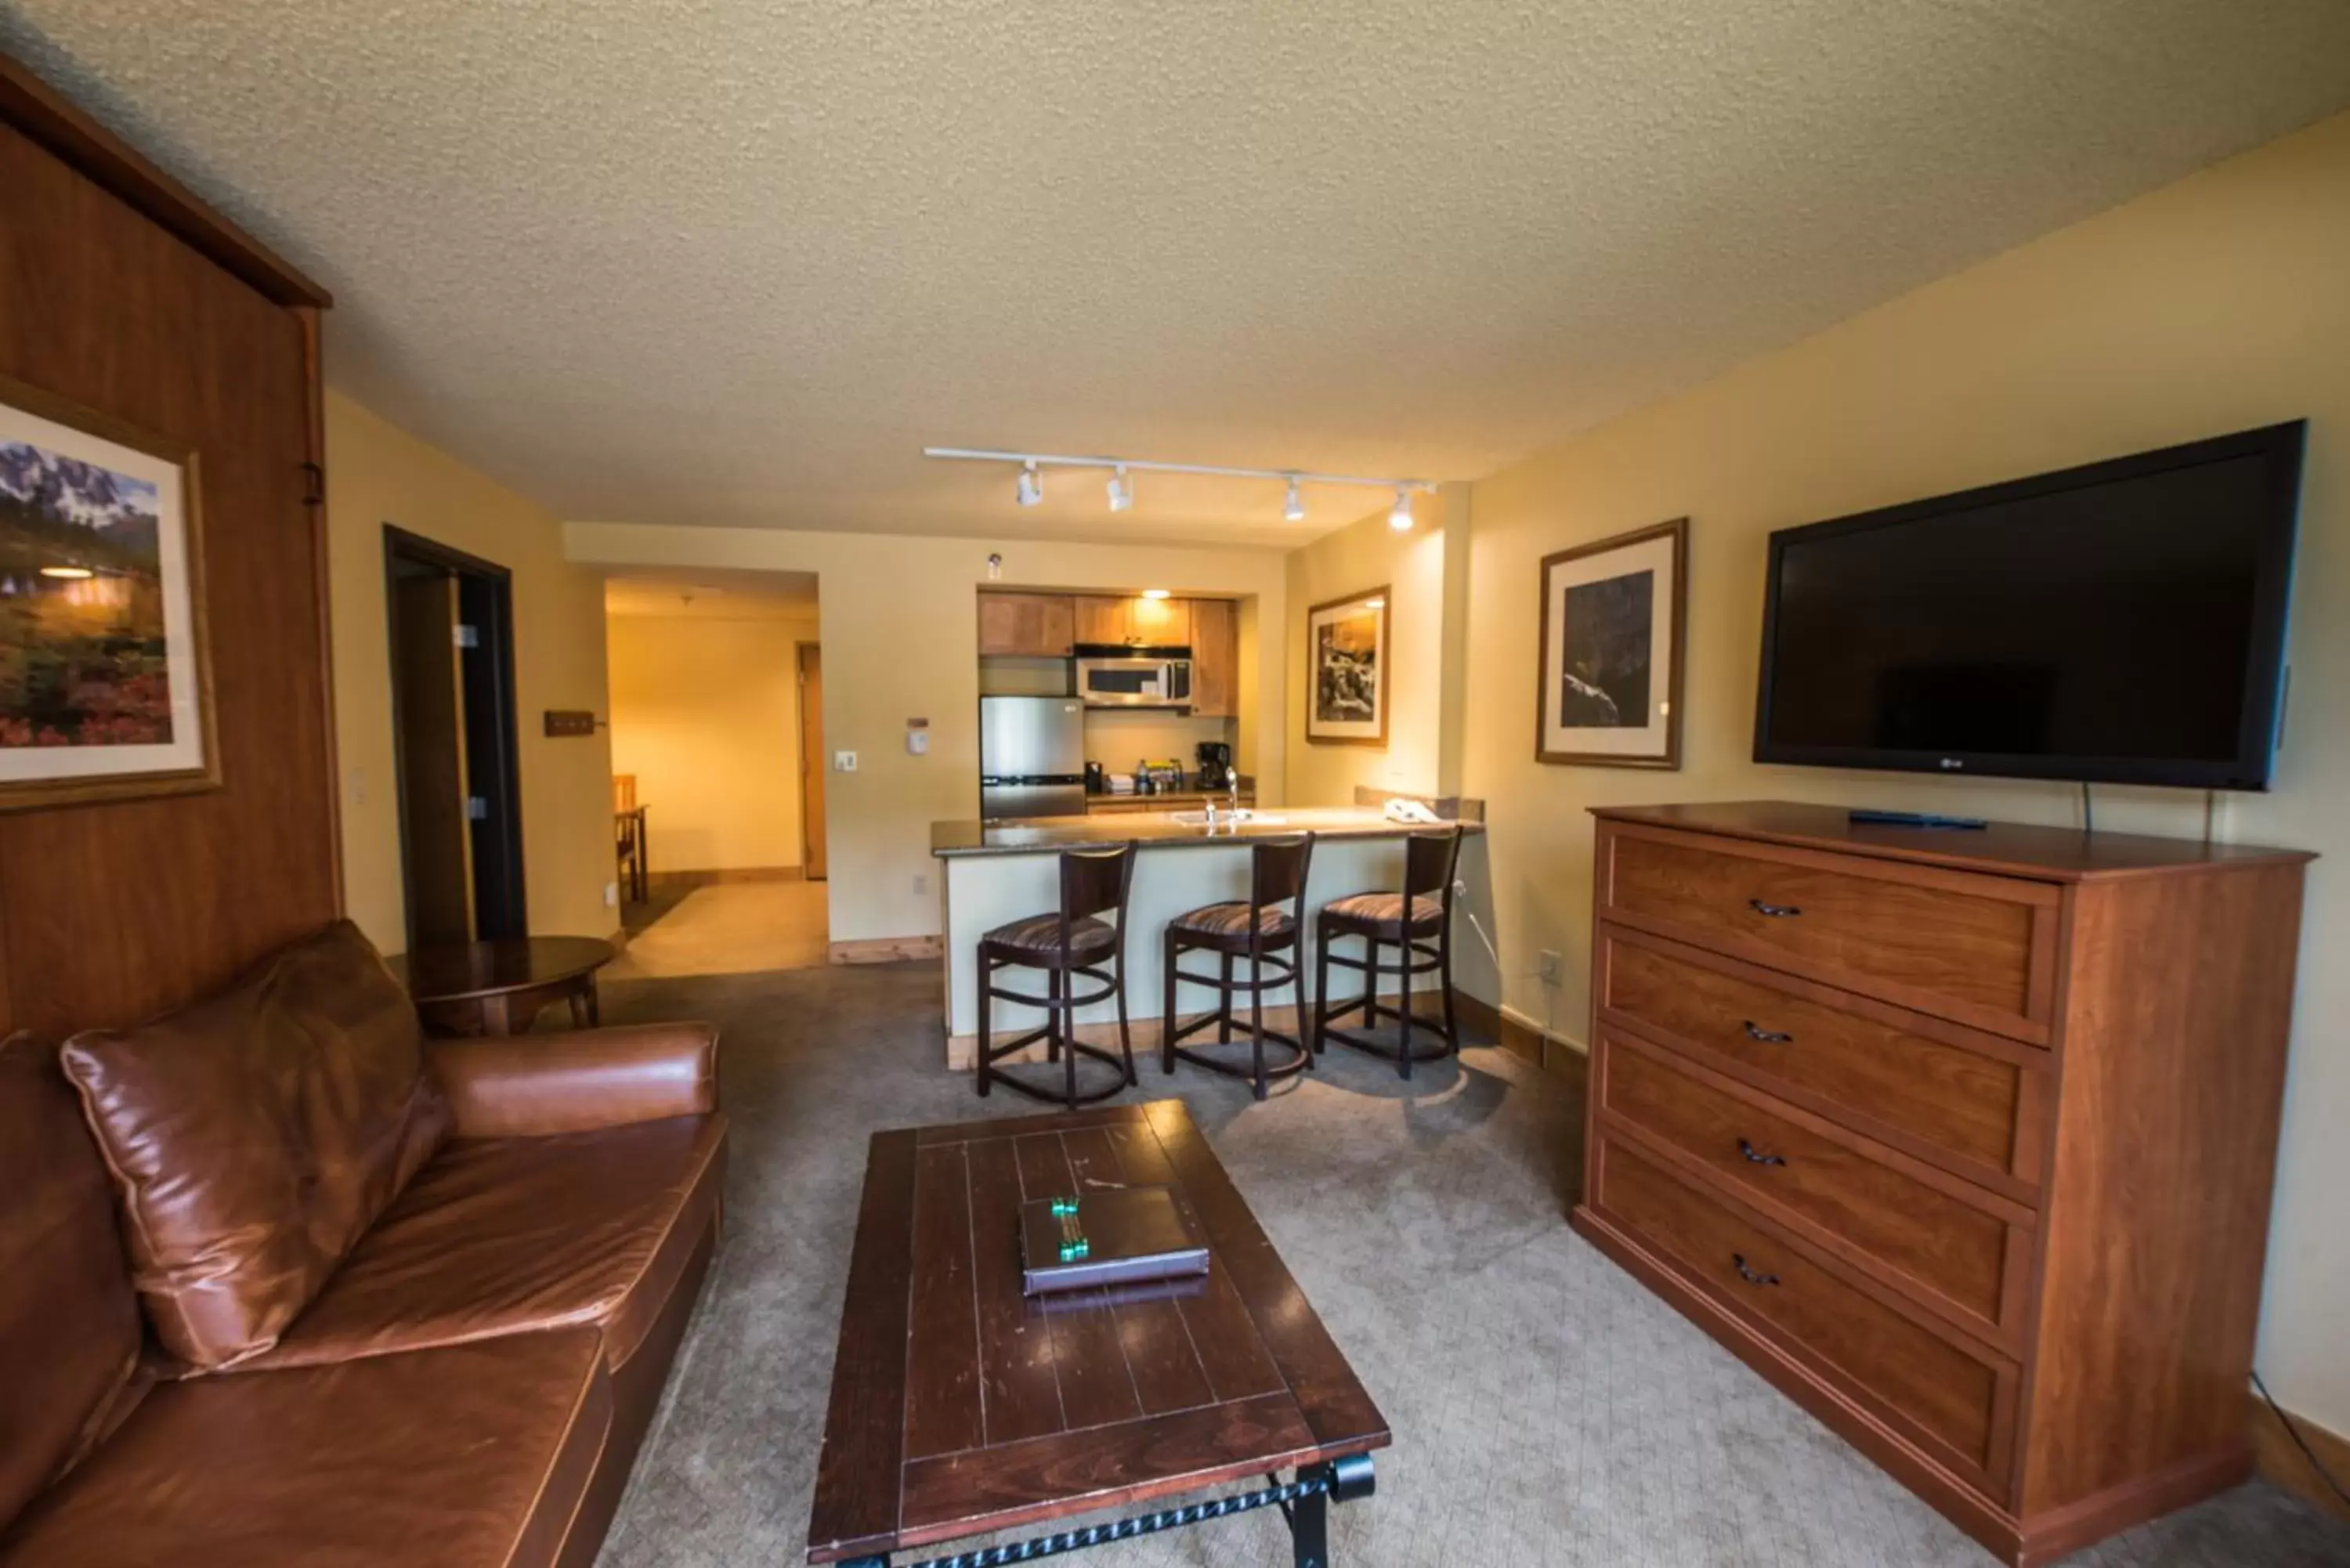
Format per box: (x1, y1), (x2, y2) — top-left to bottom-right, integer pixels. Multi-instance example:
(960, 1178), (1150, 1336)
(4, 3), (2348, 547)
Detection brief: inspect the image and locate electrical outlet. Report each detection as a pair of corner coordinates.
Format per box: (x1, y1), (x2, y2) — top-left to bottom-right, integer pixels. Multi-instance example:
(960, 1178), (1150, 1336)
(833, 750), (859, 772)
(603, 881), (619, 909)
(1538, 949), (1564, 985)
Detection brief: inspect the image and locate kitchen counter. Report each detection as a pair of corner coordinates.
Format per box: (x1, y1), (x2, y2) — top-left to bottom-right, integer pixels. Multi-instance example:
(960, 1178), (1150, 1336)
(932, 807), (1481, 858)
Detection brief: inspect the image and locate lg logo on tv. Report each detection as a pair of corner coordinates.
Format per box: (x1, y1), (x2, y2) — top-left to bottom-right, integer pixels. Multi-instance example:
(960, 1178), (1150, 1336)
(1938, 758), (1965, 770)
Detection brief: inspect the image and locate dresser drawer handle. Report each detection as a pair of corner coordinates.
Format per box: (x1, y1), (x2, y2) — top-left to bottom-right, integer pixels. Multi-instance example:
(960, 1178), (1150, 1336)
(1748, 899), (1802, 918)
(1737, 1137), (1788, 1168)
(1742, 1020), (1795, 1044)
(1731, 1253), (1781, 1287)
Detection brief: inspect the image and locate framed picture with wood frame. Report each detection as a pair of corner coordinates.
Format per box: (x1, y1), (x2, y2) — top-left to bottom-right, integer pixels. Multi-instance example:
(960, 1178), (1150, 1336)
(1536, 518), (1687, 768)
(1305, 584), (1388, 746)
(0, 373), (218, 810)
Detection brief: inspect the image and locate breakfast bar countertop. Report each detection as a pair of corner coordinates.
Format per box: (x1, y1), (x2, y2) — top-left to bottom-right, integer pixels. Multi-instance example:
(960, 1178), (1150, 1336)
(931, 807), (1484, 857)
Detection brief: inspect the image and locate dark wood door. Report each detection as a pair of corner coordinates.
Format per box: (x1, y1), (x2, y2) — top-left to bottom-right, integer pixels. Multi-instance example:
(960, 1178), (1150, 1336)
(799, 642), (827, 880)
(392, 571), (474, 947)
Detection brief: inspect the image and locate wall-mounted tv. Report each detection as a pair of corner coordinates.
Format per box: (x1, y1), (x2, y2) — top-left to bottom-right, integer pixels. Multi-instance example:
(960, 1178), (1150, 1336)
(1754, 421), (2305, 791)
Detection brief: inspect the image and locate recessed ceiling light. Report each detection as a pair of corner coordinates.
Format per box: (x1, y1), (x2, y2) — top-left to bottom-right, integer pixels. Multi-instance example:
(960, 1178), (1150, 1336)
(39, 565), (95, 579)
(1140, 588), (1171, 600)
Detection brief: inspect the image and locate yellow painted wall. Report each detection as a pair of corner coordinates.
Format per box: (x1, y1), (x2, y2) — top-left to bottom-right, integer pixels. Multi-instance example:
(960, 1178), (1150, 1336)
(565, 525), (1290, 944)
(1285, 490), (1453, 804)
(325, 392), (615, 951)
(1459, 112), (2350, 1426)
(607, 608), (819, 872)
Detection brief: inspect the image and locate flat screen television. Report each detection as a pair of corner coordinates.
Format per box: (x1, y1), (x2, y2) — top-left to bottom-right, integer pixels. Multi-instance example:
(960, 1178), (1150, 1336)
(1754, 421), (2304, 791)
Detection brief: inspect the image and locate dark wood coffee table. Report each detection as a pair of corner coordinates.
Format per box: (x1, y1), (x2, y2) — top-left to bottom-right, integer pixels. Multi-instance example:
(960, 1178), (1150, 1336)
(388, 935), (616, 1036)
(808, 1100), (1389, 1568)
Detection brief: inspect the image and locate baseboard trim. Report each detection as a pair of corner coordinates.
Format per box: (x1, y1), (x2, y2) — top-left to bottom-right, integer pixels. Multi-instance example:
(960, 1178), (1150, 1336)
(648, 865), (805, 888)
(2016, 1445), (2250, 1566)
(1452, 990), (1586, 1082)
(2251, 1386), (2350, 1523)
(830, 934), (943, 966)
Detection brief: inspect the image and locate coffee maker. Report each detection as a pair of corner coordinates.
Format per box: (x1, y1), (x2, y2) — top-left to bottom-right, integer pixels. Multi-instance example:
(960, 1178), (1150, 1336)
(1195, 741), (1235, 792)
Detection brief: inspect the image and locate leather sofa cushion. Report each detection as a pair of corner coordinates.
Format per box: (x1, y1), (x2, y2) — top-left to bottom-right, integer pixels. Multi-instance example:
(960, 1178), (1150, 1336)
(60, 921), (449, 1370)
(0, 1035), (143, 1534)
(0, 1329), (610, 1568)
(250, 1114), (725, 1374)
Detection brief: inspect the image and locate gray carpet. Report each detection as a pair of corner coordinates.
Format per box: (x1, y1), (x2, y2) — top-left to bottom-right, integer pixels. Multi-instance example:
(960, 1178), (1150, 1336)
(589, 962), (2350, 1568)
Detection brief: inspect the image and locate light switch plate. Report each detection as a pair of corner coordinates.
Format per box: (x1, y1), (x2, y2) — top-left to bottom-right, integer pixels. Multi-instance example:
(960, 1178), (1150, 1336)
(833, 750), (859, 772)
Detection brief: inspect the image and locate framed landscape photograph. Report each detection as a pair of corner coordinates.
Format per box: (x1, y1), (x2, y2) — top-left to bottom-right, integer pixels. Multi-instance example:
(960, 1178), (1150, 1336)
(1306, 584), (1387, 746)
(0, 375), (215, 810)
(1537, 518), (1687, 768)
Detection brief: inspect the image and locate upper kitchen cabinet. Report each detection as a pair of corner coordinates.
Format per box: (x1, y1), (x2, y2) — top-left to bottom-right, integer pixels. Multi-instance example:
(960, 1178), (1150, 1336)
(1187, 598), (1238, 717)
(1074, 594), (1191, 648)
(978, 593), (1076, 656)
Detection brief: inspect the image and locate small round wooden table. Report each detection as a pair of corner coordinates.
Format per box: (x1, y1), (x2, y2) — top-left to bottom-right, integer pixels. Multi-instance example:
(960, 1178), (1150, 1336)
(389, 936), (617, 1037)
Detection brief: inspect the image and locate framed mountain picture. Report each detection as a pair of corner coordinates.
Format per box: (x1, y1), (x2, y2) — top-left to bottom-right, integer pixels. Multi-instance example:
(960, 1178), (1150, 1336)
(1306, 585), (1387, 746)
(0, 374), (216, 809)
(1537, 518), (1687, 768)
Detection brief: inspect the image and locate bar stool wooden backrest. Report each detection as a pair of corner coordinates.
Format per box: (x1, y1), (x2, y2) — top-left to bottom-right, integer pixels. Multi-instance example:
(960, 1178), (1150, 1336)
(1249, 833), (1317, 950)
(1405, 826), (1464, 918)
(1058, 841), (1137, 956)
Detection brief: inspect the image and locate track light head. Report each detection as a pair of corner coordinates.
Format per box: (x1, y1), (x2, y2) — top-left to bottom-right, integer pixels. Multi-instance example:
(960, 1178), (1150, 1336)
(1284, 478), (1306, 522)
(1015, 461), (1043, 507)
(1107, 465), (1133, 513)
(1388, 486), (1414, 531)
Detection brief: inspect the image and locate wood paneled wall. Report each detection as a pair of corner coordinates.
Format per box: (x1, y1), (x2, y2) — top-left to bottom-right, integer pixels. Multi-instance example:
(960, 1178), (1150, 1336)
(0, 59), (338, 1035)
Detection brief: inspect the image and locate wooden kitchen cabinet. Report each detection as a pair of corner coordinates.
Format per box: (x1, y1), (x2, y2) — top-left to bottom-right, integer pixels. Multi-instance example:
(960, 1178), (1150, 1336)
(1185, 598), (1238, 717)
(1074, 594), (1191, 648)
(978, 593), (1075, 656)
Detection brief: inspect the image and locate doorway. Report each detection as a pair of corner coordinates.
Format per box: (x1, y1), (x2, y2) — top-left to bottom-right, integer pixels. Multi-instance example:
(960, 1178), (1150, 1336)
(797, 641), (827, 880)
(384, 526), (526, 950)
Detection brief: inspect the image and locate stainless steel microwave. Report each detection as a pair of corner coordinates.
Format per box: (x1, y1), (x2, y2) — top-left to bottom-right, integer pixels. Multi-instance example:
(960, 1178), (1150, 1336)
(1075, 645), (1192, 708)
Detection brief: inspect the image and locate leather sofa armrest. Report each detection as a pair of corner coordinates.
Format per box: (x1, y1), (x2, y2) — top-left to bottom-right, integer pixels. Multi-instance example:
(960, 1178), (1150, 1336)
(425, 1023), (719, 1139)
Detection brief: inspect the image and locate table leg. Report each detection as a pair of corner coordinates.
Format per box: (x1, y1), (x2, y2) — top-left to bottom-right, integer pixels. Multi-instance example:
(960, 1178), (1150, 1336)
(569, 988), (591, 1028)
(481, 995), (513, 1035)
(1289, 1483), (1329, 1568)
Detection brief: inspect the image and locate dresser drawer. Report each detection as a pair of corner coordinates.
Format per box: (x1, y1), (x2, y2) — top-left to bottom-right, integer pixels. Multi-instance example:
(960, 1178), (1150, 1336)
(1592, 1135), (2015, 1496)
(1598, 929), (2042, 1190)
(1597, 1032), (2026, 1339)
(1600, 827), (2055, 1038)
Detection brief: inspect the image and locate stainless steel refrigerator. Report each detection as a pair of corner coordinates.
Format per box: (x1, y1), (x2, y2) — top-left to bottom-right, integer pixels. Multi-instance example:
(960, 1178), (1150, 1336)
(979, 696), (1088, 820)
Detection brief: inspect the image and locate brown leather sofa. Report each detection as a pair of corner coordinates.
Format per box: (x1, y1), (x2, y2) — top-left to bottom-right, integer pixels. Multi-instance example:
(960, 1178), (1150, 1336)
(0, 920), (725, 1568)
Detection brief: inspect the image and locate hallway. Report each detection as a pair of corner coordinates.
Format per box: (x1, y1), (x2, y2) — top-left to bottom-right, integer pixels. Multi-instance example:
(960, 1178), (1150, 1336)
(604, 880), (830, 979)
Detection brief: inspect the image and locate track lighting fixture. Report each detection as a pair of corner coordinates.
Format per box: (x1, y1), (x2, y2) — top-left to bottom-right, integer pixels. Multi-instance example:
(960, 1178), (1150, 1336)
(927, 446), (1435, 521)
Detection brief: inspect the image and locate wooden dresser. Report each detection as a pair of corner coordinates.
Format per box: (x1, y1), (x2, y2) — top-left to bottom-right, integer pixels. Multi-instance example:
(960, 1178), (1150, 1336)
(1571, 801), (2312, 1566)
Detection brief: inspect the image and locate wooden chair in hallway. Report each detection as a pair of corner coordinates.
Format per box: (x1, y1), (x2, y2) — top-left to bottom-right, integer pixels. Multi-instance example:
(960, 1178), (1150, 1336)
(1313, 826), (1463, 1078)
(975, 843), (1139, 1110)
(1161, 834), (1316, 1100)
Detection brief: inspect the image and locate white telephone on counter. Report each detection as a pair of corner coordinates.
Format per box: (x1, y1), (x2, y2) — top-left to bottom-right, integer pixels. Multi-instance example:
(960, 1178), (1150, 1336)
(1382, 798), (1442, 824)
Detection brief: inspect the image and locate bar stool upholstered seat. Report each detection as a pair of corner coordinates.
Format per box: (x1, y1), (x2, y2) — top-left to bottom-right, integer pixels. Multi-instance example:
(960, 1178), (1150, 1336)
(1314, 827), (1464, 1078)
(1162, 834), (1316, 1100)
(977, 843), (1138, 1109)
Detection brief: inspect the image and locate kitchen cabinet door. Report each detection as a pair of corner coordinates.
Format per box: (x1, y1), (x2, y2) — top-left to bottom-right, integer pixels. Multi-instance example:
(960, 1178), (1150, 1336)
(978, 593), (1075, 656)
(1074, 595), (1131, 645)
(1129, 594), (1190, 647)
(1186, 598), (1238, 717)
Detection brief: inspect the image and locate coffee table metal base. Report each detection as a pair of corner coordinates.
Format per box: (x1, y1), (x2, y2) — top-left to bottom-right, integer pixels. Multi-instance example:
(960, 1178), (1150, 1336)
(840, 1454), (1373, 1568)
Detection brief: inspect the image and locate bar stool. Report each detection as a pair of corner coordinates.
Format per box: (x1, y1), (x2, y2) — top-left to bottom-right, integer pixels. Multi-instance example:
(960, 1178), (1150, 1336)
(976, 843), (1139, 1110)
(1161, 834), (1317, 1101)
(1314, 827), (1463, 1078)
